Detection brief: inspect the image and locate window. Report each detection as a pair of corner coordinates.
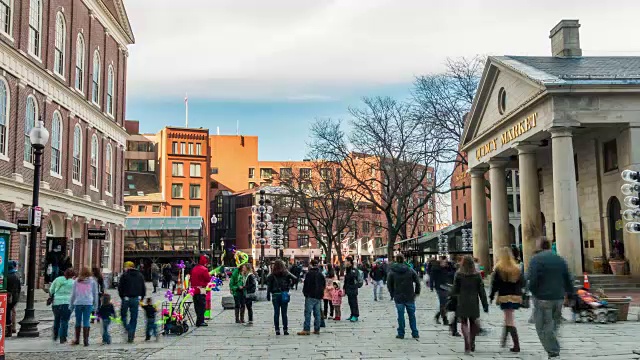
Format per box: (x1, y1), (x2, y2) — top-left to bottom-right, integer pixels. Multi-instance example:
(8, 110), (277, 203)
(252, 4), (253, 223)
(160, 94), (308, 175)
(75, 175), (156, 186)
(190, 163), (201, 177)
(28, 0), (42, 57)
(171, 206), (182, 217)
(603, 139), (618, 172)
(297, 217), (308, 231)
(297, 235), (309, 247)
(90, 135), (98, 188)
(172, 162), (184, 176)
(320, 168), (331, 180)
(280, 168), (292, 180)
(180, 142), (186, 154)
(210, 167), (218, 174)
(336, 168), (342, 182)
(260, 168), (272, 179)
(124, 205), (132, 212)
(0, 79), (8, 157)
(375, 221), (382, 234)
(91, 51), (100, 104)
(172, 141), (178, 154)
(75, 34), (85, 92)
(515, 170), (520, 188)
(507, 194), (515, 213)
(171, 184), (183, 198)
(50, 112), (62, 175)
(210, 181), (218, 189)
(497, 87), (506, 115)
(196, 143), (202, 155)
(362, 221), (370, 233)
(138, 205), (146, 213)
(105, 144), (113, 193)
(189, 184), (201, 199)
(248, 168), (255, 178)
(455, 206), (459, 221)
(463, 203), (467, 219)
(248, 182), (256, 189)
(506, 170), (513, 189)
(516, 194), (521, 213)
(152, 205), (161, 213)
(24, 96), (37, 163)
(300, 168), (311, 180)
(0, 0), (12, 36)
(188, 143), (193, 155)
(53, 12), (66, 76)
(128, 183), (135, 189)
(462, 182), (466, 196)
(189, 206), (200, 216)
(106, 66), (114, 116)
(72, 125), (82, 181)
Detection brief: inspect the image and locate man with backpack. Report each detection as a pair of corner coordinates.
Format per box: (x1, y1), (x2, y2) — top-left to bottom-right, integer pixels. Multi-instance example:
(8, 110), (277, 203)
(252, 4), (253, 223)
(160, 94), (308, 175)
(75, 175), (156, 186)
(343, 257), (361, 322)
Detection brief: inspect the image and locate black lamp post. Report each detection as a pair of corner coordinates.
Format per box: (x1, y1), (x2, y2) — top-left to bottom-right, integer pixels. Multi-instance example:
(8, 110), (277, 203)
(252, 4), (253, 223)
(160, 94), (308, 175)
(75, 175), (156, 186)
(18, 117), (49, 338)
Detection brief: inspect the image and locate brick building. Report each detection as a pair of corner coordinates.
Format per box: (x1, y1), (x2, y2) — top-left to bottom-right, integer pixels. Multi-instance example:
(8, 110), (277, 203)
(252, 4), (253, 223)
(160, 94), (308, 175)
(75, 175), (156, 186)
(0, 0), (134, 286)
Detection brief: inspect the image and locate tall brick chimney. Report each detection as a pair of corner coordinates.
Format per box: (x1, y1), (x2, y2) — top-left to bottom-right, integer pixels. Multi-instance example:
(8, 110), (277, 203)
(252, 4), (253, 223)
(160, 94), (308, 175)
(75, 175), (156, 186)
(549, 19), (582, 57)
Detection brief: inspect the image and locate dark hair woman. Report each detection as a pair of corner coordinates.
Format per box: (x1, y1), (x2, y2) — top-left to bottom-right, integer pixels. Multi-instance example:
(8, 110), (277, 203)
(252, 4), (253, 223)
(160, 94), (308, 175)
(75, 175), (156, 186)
(450, 255), (488, 354)
(266, 260), (298, 335)
(91, 267), (104, 324)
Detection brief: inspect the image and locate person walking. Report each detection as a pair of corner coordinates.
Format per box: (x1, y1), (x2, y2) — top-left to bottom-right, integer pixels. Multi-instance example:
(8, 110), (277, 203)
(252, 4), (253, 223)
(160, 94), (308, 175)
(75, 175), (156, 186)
(298, 259), (325, 335)
(370, 261), (386, 301)
(70, 267), (99, 346)
(266, 260), (298, 335)
(191, 255), (211, 327)
(6, 261), (20, 338)
(289, 262), (302, 290)
(118, 261), (146, 343)
(141, 297), (159, 341)
(162, 264), (172, 289)
(97, 294), (115, 344)
(49, 268), (74, 343)
(387, 254), (421, 340)
(430, 256), (453, 325)
(241, 264), (258, 326)
(91, 268), (105, 324)
(490, 247), (524, 353)
(151, 263), (160, 293)
(450, 255), (488, 354)
(343, 256), (360, 322)
(528, 238), (574, 359)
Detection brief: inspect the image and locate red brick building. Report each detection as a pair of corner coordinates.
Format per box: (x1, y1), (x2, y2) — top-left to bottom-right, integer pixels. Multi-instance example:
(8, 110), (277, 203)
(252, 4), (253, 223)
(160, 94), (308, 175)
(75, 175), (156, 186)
(0, 0), (134, 286)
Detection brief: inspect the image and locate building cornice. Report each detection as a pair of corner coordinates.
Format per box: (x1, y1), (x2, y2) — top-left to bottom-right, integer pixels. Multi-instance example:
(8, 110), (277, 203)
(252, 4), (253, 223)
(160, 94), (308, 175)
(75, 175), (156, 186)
(84, 0), (135, 46)
(1, 43), (129, 146)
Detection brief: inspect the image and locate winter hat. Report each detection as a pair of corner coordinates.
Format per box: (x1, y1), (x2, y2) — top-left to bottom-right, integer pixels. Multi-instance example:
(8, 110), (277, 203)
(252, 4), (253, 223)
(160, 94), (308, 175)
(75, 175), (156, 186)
(124, 261), (135, 269)
(332, 280), (341, 288)
(8, 260), (17, 274)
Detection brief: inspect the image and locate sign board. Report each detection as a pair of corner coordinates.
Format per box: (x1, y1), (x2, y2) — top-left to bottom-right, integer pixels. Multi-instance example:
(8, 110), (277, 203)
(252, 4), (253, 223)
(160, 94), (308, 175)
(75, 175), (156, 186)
(0, 230), (7, 291)
(0, 293), (6, 357)
(32, 206), (42, 227)
(87, 229), (107, 240)
(16, 220), (29, 233)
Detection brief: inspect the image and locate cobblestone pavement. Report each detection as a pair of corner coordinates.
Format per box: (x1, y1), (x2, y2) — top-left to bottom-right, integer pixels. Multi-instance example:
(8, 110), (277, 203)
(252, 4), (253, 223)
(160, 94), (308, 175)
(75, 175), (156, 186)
(7, 280), (640, 359)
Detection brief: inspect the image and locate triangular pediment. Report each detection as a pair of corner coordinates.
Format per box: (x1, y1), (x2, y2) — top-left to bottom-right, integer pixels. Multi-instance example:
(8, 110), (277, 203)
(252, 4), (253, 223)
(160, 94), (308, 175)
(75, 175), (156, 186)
(100, 0), (135, 44)
(461, 58), (545, 148)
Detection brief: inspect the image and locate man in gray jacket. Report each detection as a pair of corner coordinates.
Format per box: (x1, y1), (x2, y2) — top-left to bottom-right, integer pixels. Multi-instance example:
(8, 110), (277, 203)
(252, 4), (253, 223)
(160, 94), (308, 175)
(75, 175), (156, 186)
(387, 254), (421, 339)
(527, 239), (574, 359)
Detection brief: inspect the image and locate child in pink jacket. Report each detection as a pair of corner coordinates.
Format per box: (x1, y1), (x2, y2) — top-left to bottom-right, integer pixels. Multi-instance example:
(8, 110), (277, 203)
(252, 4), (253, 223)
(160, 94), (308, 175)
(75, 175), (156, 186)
(330, 280), (345, 321)
(323, 275), (335, 319)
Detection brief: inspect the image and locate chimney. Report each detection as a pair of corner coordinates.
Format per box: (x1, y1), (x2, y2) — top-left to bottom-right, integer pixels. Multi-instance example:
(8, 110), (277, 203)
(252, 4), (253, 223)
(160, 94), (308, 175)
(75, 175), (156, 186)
(549, 19), (582, 57)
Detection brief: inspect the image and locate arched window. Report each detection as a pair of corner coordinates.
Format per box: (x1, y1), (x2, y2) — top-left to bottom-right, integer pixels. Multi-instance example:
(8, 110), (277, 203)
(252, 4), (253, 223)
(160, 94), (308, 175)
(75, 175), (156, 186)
(0, 0), (13, 36)
(54, 12), (65, 76)
(50, 111), (62, 175)
(75, 34), (85, 92)
(28, 0), (42, 57)
(24, 96), (37, 163)
(72, 124), (82, 182)
(105, 144), (113, 193)
(90, 134), (98, 188)
(106, 65), (114, 116)
(91, 50), (100, 104)
(0, 78), (9, 157)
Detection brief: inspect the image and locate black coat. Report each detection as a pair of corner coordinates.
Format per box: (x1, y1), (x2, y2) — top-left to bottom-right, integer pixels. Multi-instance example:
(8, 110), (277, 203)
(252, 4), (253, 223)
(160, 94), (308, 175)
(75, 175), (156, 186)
(451, 272), (488, 319)
(387, 263), (420, 303)
(490, 269), (524, 304)
(7, 272), (20, 305)
(118, 269), (146, 299)
(370, 265), (385, 281)
(343, 266), (358, 296)
(266, 272), (297, 294)
(303, 268), (325, 299)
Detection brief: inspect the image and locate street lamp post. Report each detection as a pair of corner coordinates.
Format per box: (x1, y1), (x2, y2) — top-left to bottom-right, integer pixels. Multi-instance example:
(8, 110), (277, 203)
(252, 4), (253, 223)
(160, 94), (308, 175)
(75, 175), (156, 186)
(621, 169), (640, 233)
(252, 190), (273, 290)
(272, 215), (285, 260)
(210, 214), (218, 264)
(18, 118), (49, 338)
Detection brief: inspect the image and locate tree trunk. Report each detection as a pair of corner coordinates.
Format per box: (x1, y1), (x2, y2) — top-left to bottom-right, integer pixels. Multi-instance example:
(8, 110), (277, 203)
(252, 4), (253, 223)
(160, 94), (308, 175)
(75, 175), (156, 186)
(386, 228), (399, 260)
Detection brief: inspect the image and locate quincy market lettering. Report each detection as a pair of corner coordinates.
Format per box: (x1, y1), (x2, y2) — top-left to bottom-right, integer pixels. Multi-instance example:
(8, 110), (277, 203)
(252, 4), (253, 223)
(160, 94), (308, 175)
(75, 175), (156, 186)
(475, 113), (538, 161)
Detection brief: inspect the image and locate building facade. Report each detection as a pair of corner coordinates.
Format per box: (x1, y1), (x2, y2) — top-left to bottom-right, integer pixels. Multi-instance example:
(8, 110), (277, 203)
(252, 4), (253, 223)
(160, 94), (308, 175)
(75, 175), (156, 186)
(462, 19), (640, 275)
(0, 0), (133, 286)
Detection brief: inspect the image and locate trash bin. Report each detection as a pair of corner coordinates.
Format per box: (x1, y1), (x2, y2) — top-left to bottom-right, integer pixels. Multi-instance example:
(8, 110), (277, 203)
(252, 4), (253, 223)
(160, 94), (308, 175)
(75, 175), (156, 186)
(605, 297), (632, 321)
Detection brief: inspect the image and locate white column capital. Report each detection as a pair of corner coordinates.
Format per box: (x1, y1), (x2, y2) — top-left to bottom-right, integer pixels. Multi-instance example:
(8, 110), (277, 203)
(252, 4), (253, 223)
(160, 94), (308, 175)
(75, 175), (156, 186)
(469, 168), (486, 178)
(548, 127), (574, 138)
(488, 158), (509, 169)
(514, 142), (540, 155)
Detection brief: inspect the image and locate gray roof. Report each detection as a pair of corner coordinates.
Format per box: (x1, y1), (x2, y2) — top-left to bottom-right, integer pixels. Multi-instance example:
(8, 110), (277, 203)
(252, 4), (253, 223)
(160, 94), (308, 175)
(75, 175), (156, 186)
(494, 56), (640, 85)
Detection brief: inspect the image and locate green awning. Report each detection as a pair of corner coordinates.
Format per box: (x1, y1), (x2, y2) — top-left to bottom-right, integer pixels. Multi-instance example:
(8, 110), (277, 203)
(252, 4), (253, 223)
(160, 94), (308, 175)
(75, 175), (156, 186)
(125, 217), (203, 230)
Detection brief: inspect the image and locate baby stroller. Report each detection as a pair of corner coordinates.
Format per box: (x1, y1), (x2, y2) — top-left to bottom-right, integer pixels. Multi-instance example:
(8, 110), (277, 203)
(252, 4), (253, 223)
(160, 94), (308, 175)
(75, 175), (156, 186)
(572, 288), (618, 324)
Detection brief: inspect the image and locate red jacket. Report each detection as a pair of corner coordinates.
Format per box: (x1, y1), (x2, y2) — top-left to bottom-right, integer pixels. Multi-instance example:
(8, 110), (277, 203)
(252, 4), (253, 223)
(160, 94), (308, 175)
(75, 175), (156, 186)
(190, 255), (210, 294)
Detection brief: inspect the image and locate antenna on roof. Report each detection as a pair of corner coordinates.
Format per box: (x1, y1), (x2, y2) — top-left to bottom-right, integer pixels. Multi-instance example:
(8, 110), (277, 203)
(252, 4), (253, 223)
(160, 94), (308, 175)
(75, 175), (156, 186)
(236, 120), (239, 135)
(184, 93), (189, 128)
(217, 126), (220, 135)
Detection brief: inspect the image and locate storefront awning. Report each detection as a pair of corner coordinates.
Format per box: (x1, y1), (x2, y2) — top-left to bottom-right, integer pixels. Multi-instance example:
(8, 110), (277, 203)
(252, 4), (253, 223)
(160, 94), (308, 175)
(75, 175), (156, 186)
(125, 217), (203, 230)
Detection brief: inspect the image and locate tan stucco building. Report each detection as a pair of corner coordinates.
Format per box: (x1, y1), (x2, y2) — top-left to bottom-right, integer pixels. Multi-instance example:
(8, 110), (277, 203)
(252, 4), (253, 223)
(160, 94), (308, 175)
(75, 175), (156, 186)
(461, 20), (640, 275)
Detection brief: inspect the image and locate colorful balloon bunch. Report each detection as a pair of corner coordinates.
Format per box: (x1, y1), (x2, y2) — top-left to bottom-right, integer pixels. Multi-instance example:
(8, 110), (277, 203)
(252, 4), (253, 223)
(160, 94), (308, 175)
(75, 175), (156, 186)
(165, 290), (174, 302)
(208, 276), (223, 292)
(177, 260), (186, 270)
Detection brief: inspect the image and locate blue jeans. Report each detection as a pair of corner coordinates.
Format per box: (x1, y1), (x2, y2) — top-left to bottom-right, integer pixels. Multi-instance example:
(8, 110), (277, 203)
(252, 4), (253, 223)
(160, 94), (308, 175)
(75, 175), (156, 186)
(52, 304), (71, 339)
(303, 298), (322, 332)
(373, 280), (384, 300)
(271, 293), (289, 331)
(534, 299), (563, 356)
(395, 301), (418, 338)
(121, 297), (140, 338)
(146, 319), (158, 339)
(74, 305), (93, 328)
(102, 318), (112, 344)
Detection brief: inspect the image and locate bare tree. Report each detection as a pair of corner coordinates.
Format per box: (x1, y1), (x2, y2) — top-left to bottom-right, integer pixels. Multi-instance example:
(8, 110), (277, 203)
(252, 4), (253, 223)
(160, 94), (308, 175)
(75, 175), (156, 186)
(275, 161), (363, 267)
(309, 96), (451, 259)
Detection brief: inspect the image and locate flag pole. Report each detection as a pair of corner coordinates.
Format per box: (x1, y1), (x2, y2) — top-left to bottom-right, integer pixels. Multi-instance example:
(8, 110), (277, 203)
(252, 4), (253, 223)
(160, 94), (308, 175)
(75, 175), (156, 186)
(185, 93), (189, 128)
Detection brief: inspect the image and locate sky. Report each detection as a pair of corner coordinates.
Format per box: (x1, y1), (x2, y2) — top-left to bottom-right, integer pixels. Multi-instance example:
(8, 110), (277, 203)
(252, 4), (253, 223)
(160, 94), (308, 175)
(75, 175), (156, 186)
(124, 0), (640, 161)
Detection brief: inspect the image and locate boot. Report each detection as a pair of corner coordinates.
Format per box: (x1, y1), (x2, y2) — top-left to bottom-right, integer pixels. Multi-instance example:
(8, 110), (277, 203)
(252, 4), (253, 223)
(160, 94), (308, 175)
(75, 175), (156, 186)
(501, 326), (508, 348)
(83, 327), (90, 347)
(434, 311), (441, 324)
(441, 308), (449, 326)
(240, 309), (245, 323)
(470, 321), (479, 352)
(508, 326), (520, 353)
(234, 308), (240, 324)
(71, 327), (81, 345)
